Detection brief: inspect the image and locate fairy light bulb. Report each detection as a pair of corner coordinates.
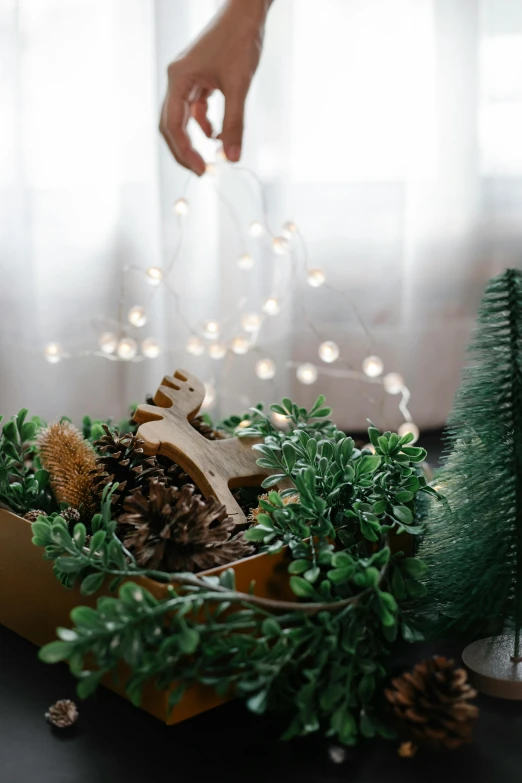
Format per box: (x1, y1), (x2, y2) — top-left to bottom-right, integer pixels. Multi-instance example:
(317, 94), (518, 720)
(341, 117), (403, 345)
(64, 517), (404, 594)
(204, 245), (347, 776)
(296, 363), (318, 385)
(117, 337), (138, 360)
(99, 332), (118, 354)
(146, 267), (163, 285)
(44, 342), (63, 364)
(237, 419), (252, 429)
(128, 306), (147, 327)
(203, 320), (220, 340)
(362, 355), (384, 378)
(249, 221), (265, 238)
(216, 146), (227, 162)
(282, 220), (298, 237)
(272, 236), (289, 255)
(202, 383), (216, 410)
(208, 342), (227, 360)
(186, 335), (205, 356)
(141, 337), (160, 359)
(272, 411), (288, 427)
(205, 162), (217, 176)
(241, 312), (261, 333)
(383, 372), (405, 395)
(262, 297), (280, 316)
(255, 358), (276, 380)
(237, 253), (254, 270)
(318, 341), (340, 363)
(231, 337), (250, 355)
(173, 198), (189, 216)
(307, 268), (326, 288)
(398, 421), (420, 444)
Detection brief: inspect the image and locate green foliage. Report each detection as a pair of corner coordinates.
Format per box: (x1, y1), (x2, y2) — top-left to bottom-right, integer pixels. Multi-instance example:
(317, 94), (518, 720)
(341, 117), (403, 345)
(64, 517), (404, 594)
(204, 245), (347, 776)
(82, 404), (138, 445)
(0, 409), (56, 514)
(420, 269), (522, 653)
(34, 396), (433, 745)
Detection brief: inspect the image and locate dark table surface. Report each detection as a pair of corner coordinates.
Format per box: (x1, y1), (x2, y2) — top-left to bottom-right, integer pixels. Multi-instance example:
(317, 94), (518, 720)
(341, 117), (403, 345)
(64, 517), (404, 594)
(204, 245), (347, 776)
(1, 624), (521, 783)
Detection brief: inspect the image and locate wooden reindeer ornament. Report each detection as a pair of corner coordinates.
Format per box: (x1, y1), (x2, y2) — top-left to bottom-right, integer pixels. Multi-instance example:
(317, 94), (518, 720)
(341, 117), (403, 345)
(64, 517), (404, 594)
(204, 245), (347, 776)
(133, 369), (273, 524)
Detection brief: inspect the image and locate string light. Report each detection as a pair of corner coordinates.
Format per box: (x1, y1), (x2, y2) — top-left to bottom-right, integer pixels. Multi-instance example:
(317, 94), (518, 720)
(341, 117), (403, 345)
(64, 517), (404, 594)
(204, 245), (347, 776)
(203, 320), (220, 340)
(208, 342), (227, 360)
(255, 358), (276, 380)
(201, 382), (216, 410)
(45, 142), (415, 437)
(296, 363), (318, 385)
(307, 268), (326, 288)
(237, 419), (252, 428)
(99, 332), (118, 354)
(262, 297), (280, 316)
(241, 312), (261, 333)
(362, 355), (384, 378)
(237, 253), (254, 270)
(173, 198), (189, 216)
(141, 337), (160, 359)
(186, 335), (205, 356)
(146, 267), (163, 285)
(272, 236), (289, 255)
(249, 221), (264, 238)
(116, 337), (138, 360)
(282, 220), (298, 237)
(128, 306), (147, 327)
(44, 342), (63, 364)
(398, 421), (420, 444)
(231, 337), (250, 355)
(318, 341), (340, 363)
(383, 372), (404, 395)
(272, 411), (289, 427)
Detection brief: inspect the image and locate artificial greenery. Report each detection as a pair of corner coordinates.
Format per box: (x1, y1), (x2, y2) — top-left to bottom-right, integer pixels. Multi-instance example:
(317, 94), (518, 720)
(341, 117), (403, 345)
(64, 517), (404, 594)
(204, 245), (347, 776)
(420, 268), (522, 655)
(34, 396), (435, 745)
(0, 409), (55, 515)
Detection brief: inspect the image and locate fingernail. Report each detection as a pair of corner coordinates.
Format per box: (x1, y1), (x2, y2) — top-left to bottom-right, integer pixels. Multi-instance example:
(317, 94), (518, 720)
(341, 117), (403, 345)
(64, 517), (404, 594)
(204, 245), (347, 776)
(226, 145), (241, 163)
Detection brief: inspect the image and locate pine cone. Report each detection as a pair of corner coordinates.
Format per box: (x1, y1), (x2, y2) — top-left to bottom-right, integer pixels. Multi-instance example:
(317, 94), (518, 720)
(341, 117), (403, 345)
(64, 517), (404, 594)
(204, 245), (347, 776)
(24, 509), (48, 523)
(38, 422), (98, 522)
(190, 414), (226, 441)
(385, 656), (479, 751)
(45, 699), (79, 728)
(91, 425), (167, 514)
(61, 507), (81, 526)
(119, 481), (253, 573)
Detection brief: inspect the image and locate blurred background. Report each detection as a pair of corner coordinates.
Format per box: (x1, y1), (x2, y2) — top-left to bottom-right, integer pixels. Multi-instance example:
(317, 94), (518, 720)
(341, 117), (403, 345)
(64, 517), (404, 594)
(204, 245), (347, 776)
(1, 0), (521, 434)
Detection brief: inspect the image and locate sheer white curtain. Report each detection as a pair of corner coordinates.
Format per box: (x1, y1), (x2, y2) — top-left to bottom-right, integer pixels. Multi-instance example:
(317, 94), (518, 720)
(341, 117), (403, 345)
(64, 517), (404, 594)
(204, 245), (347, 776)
(1, 0), (521, 430)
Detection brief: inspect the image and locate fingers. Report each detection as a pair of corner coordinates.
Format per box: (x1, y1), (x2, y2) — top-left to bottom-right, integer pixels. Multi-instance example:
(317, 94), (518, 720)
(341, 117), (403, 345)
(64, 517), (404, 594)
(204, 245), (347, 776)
(221, 85), (247, 163)
(191, 98), (214, 139)
(159, 71), (206, 176)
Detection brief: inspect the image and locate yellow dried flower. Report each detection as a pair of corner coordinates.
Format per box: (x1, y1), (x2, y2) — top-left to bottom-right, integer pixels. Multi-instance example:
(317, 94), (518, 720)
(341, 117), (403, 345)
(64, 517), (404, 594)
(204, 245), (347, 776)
(38, 421), (98, 520)
(248, 491), (300, 524)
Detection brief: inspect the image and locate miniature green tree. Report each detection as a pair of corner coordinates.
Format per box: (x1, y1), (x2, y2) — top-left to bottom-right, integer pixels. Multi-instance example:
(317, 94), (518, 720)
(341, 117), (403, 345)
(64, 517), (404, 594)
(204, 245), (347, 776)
(420, 268), (522, 656)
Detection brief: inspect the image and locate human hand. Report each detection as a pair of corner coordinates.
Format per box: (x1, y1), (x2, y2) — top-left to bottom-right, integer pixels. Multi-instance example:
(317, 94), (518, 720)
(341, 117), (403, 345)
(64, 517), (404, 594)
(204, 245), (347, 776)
(160, 0), (272, 175)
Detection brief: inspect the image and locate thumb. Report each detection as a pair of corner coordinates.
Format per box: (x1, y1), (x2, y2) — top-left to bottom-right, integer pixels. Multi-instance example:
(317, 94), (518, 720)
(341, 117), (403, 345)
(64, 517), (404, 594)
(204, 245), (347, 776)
(221, 86), (247, 162)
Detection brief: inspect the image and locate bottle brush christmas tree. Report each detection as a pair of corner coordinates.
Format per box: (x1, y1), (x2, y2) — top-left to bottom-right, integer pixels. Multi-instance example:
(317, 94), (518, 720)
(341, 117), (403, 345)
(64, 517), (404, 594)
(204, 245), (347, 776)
(420, 268), (522, 663)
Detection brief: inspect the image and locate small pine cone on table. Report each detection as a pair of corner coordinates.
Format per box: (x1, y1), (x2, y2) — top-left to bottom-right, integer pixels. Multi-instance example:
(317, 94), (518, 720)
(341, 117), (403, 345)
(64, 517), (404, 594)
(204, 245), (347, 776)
(385, 656), (479, 752)
(118, 481), (253, 573)
(45, 699), (79, 728)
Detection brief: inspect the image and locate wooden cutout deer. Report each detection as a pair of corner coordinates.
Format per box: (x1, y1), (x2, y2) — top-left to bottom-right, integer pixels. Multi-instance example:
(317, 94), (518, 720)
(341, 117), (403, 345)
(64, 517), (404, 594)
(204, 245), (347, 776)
(133, 369), (275, 524)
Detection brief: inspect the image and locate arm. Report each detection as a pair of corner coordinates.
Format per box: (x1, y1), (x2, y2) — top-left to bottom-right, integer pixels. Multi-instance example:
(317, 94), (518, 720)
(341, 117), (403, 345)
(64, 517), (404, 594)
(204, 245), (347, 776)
(160, 0), (273, 175)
